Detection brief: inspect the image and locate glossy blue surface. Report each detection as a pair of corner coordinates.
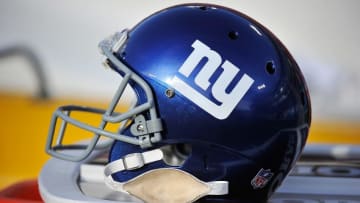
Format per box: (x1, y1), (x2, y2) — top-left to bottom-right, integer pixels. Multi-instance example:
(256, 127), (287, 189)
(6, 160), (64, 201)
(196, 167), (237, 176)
(110, 4), (311, 202)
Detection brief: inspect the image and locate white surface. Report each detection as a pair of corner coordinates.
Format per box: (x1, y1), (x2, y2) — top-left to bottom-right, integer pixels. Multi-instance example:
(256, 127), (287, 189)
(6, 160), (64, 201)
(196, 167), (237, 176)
(39, 147), (360, 203)
(1, 0), (360, 119)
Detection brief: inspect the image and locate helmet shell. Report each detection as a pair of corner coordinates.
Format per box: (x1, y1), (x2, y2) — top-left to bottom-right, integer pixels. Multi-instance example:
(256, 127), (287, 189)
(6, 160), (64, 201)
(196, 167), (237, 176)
(110, 4), (311, 202)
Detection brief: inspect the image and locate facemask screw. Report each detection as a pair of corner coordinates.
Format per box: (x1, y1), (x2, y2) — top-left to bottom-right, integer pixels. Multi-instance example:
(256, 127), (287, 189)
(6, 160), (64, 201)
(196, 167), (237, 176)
(137, 124), (145, 132)
(165, 89), (175, 98)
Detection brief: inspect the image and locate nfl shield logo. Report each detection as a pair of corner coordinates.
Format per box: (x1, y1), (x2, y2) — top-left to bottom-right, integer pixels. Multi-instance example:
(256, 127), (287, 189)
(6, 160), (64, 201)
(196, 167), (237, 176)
(251, 168), (274, 189)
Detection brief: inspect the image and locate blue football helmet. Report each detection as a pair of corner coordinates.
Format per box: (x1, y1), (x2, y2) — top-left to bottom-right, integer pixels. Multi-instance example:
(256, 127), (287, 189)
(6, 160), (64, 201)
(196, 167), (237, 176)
(46, 4), (311, 203)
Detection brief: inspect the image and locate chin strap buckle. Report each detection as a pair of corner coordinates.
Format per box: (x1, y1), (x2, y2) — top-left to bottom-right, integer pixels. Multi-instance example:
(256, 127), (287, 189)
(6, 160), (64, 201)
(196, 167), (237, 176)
(104, 149), (164, 178)
(122, 153), (145, 170)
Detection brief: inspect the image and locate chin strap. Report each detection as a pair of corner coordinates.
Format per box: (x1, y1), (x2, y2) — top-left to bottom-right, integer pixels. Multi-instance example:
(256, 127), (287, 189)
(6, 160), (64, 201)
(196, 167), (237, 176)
(104, 148), (228, 202)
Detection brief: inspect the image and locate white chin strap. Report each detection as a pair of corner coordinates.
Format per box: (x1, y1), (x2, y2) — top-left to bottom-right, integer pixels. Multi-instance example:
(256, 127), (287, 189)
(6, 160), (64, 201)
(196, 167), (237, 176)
(104, 148), (228, 203)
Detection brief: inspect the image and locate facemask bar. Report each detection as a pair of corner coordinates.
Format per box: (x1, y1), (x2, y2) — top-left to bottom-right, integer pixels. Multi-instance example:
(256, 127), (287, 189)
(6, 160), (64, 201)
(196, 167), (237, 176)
(46, 30), (163, 162)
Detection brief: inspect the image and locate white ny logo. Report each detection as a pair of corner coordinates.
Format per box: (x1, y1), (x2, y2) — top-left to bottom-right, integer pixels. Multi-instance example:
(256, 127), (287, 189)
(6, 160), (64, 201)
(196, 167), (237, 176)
(171, 40), (254, 119)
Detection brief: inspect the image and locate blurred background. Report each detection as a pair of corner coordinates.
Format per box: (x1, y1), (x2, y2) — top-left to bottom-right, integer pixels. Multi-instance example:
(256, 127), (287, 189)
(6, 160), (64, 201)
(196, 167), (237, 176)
(0, 0), (359, 190)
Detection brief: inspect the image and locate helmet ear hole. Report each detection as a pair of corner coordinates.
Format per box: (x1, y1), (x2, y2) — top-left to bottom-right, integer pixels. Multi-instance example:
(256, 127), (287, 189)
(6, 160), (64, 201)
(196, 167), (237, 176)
(161, 144), (192, 166)
(265, 61), (276, 75)
(228, 31), (239, 40)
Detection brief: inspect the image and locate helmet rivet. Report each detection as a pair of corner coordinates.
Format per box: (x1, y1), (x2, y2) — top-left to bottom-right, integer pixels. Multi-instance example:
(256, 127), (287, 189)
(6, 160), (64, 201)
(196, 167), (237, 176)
(165, 89), (175, 98)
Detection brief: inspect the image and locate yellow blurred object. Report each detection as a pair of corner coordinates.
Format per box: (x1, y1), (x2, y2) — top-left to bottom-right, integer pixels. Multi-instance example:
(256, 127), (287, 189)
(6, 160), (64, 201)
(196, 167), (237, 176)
(0, 93), (113, 189)
(0, 93), (359, 190)
(308, 120), (360, 144)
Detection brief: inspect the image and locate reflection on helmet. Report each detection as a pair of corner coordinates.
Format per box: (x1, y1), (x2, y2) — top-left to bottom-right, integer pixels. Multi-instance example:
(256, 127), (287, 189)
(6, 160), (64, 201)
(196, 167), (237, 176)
(46, 3), (311, 203)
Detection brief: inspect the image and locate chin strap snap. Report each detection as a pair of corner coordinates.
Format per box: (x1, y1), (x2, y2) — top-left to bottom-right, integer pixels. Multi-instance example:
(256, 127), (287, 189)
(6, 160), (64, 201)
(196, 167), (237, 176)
(104, 149), (229, 202)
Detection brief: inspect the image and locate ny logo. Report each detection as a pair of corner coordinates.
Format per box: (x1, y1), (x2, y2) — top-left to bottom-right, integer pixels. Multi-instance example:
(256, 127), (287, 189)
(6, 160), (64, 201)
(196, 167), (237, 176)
(171, 40), (254, 119)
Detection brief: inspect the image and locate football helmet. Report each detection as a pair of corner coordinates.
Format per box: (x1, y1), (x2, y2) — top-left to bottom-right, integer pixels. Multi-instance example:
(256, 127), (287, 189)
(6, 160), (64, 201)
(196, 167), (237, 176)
(46, 3), (311, 203)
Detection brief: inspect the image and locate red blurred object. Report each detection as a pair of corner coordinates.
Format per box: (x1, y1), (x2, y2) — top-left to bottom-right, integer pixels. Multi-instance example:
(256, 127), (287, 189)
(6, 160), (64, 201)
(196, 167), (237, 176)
(0, 180), (43, 203)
